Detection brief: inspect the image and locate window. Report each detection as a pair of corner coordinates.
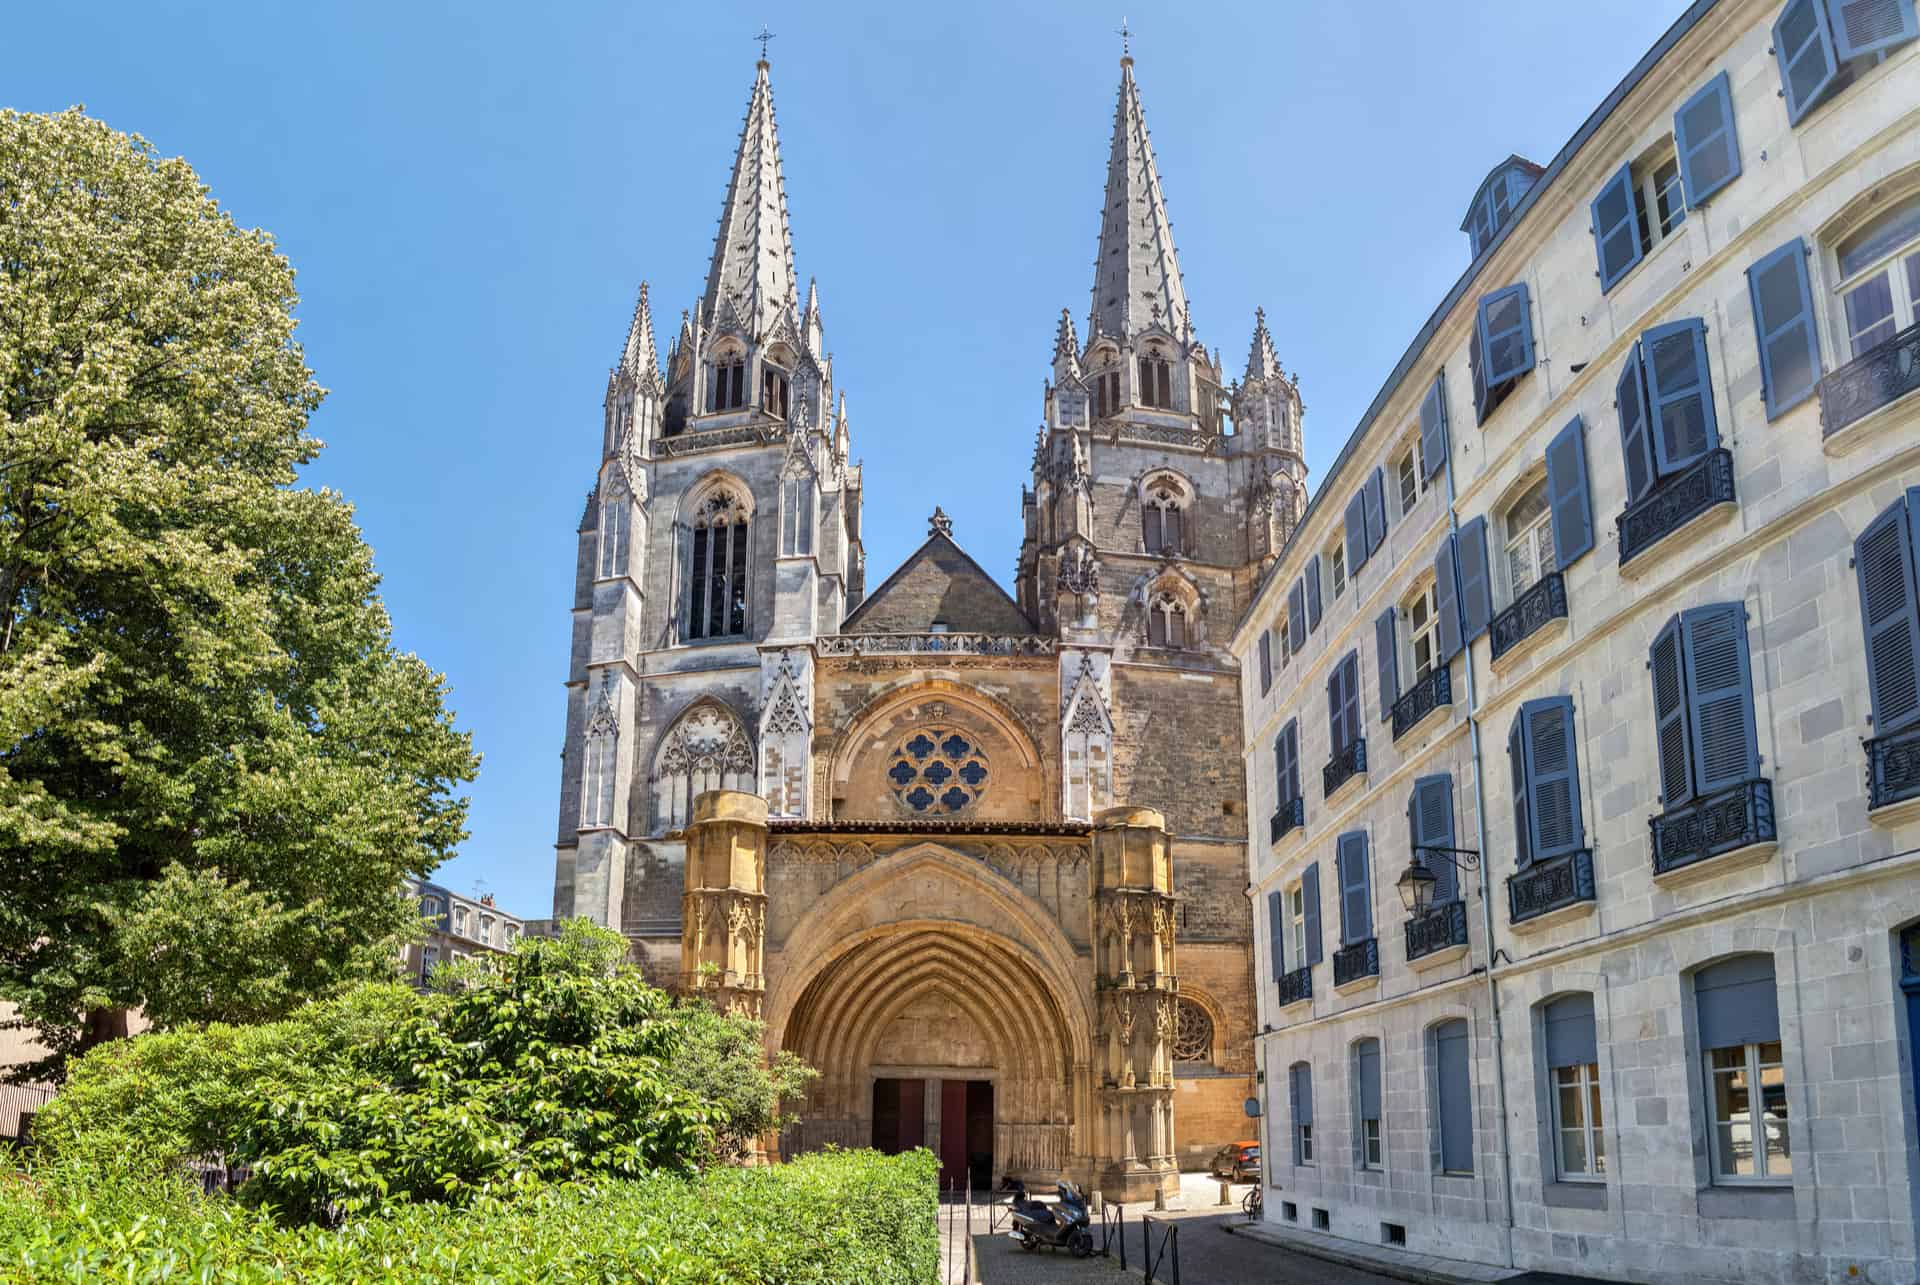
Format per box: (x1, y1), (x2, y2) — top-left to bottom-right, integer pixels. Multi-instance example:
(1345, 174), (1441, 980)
(1286, 885), (1309, 968)
(1695, 955), (1789, 1183)
(582, 730), (616, 826)
(1306, 556), (1323, 633)
(1139, 352), (1174, 409)
(1747, 239), (1823, 419)
(651, 700), (755, 832)
(1854, 490), (1920, 735)
(887, 727), (991, 814)
(1508, 696), (1585, 866)
(1354, 1038), (1383, 1169)
(1173, 998), (1214, 1064)
(1344, 472), (1389, 573)
(1335, 831), (1373, 945)
(1503, 478), (1555, 602)
(1650, 604), (1760, 812)
(1774, 0), (1917, 126)
(452, 906), (468, 936)
(1287, 579), (1306, 652)
(1407, 775), (1459, 905)
(599, 493), (631, 579)
(1434, 516), (1492, 649)
(1591, 142), (1686, 294)
(1327, 651), (1362, 758)
(1095, 366), (1122, 419)
(1258, 630), (1273, 696)
(479, 915), (494, 946)
(1406, 584), (1439, 685)
(1431, 1019), (1474, 1174)
(1543, 994), (1604, 1181)
(1632, 144), (1687, 255)
(1143, 483), (1185, 554)
(1470, 283), (1536, 423)
(686, 488), (751, 640)
(1418, 374), (1449, 482)
(1544, 416), (1596, 569)
(781, 477), (814, 556)
(761, 365), (790, 419)
(421, 945), (438, 979)
(1833, 193), (1920, 357)
(1328, 541), (1346, 600)
(1147, 593), (1188, 648)
(1461, 157), (1542, 259)
(1278, 615), (1293, 670)
(707, 355), (746, 411)
(1273, 718), (1301, 813)
(1616, 318), (1720, 503)
(1674, 72), (1741, 208)
(1289, 1062), (1315, 1165)
(1396, 444), (1423, 516)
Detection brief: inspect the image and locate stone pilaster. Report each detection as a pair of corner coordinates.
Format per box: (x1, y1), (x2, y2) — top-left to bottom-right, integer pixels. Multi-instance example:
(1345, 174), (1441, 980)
(679, 789), (768, 1017)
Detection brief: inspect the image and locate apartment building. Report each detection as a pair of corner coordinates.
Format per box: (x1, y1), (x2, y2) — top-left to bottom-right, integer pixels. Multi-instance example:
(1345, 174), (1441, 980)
(400, 880), (527, 985)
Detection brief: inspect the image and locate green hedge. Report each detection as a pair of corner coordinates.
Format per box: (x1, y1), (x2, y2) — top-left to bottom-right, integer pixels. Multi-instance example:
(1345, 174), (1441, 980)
(0, 1148), (939, 1284)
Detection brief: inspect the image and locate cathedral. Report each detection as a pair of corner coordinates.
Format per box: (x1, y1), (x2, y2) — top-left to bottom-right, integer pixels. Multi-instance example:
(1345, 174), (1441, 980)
(549, 49), (1306, 1200)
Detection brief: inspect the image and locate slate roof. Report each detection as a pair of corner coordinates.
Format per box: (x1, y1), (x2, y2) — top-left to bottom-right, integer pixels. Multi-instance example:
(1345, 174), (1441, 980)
(840, 531), (1038, 635)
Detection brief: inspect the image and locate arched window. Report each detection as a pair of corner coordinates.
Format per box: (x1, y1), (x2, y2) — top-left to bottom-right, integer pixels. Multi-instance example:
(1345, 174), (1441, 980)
(1833, 192), (1920, 358)
(1503, 476), (1554, 601)
(1093, 351), (1122, 419)
(1146, 593), (1188, 648)
(1139, 351), (1174, 409)
(686, 488), (751, 640)
(761, 364), (791, 419)
(581, 731), (616, 827)
(707, 350), (746, 411)
(652, 701), (755, 832)
(1173, 998), (1214, 1064)
(781, 476), (814, 556)
(599, 492), (631, 579)
(1143, 483), (1185, 555)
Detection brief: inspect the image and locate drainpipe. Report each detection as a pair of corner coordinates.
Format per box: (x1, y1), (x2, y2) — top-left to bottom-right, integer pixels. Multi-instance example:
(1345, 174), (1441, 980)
(1442, 443), (1517, 1268)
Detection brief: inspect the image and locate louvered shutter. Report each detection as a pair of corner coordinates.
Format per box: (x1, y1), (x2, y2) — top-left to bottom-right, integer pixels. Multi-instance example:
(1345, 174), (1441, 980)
(1259, 630), (1273, 696)
(1591, 163), (1645, 292)
(1508, 717), (1532, 866)
(1682, 604), (1760, 794)
(1412, 775), (1458, 904)
(1434, 535), (1464, 661)
(1365, 468), (1388, 557)
(1644, 319), (1719, 475)
(1775, 0), (1841, 125)
(1545, 416), (1594, 568)
(1826, 0), (1918, 60)
(1358, 1041), (1382, 1118)
(1478, 284), (1536, 387)
(1306, 555), (1324, 633)
(1524, 697), (1584, 860)
(1289, 580), (1306, 651)
(1328, 664), (1345, 755)
(1338, 831), (1372, 943)
(1651, 616), (1694, 806)
(1617, 342), (1655, 502)
(1458, 517), (1493, 643)
(1469, 317), (1490, 424)
(1282, 721), (1301, 806)
(1288, 1064), (1303, 1162)
(1854, 496), (1920, 733)
(1435, 1020), (1474, 1174)
(1419, 375), (1449, 480)
(1696, 954), (1781, 1049)
(1376, 609), (1399, 723)
(1675, 72), (1742, 208)
(1302, 863), (1323, 965)
(1269, 889), (1287, 978)
(1342, 654), (1364, 751)
(1746, 239), (1823, 419)
(1346, 490), (1369, 573)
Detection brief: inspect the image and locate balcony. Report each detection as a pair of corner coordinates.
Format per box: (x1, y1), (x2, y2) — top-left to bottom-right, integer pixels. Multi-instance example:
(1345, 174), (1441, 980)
(1650, 779), (1777, 879)
(1332, 937), (1380, 988)
(1269, 795), (1305, 845)
(1507, 848), (1595, 928)
(1489, 571), (1568, 665)
(1322, 738), (1367, 801)
(1616, 448), (1735, 569)
(1867, 724), (1920, 823)
(1277, 964), (1313, 1008)
(1820, 321), (1920, 443)
(1405, 899), (1469, 964)
(1391, 666), (1452, 741)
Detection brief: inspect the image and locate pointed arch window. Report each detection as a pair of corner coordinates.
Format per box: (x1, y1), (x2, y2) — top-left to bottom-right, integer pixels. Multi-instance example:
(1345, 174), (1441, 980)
(1095, 361), (1122, 419)
(653, 702), (755, 832)
(581, 732), (616, 827)
(1147, 593), (1189, 648)
(1139, 353), (1174, 409)
(761, 364), (791, 420)
(781, 477), (814, 556)
(599, 492), (631, 579)
(1143, 483), (1185, 555)
(707, 355), (746, 411)
(686, 489), (751, 640)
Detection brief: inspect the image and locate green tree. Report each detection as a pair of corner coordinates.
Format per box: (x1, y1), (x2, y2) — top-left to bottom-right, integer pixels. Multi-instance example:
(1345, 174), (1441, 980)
(0, 107), (479, 1076)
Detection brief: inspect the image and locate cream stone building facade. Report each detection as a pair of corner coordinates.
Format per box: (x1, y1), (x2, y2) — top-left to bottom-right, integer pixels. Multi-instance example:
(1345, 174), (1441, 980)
(548, 54), (1299, 1199)
(1230, 1), (1920, 1281)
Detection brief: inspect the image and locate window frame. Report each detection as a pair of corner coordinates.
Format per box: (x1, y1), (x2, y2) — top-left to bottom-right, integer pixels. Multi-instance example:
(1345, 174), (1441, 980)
(1353, 1038), (1384, 1172)
(1286, 885), (1308, 967)
(1550, 1060), (1606, 1183)
(1396, 442), (1423, 517)
(1703, 1039), (1791, 1184)
(1828, 192), (1920, 360)
(1405, 581), (1440, 686)
(1329, 539), (1347, 600)
(1632, 140), (1688, 256)
(685, 489), (753, 641)
(1501, 475), (1556, 608)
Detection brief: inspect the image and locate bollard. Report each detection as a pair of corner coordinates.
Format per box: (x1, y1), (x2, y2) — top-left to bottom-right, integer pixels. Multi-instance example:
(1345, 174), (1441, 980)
(1091, 1189), (1104, 1214)
(1153, 1184), (1167, 1212)
(1217, 1179), (1231, 1206)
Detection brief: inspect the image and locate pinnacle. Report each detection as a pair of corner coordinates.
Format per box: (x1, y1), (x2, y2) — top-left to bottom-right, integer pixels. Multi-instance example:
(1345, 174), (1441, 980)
(1244, 306), (1280, 383)
(617, 281), (661, 382)
(1053, 308), (1080, 361)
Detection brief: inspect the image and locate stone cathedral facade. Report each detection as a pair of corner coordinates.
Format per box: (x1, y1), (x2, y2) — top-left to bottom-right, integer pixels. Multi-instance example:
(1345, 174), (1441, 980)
(549, 52), (1306, 1199)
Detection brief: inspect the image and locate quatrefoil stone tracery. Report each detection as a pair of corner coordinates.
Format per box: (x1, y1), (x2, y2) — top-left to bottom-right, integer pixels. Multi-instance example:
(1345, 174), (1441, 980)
(886, 727), (990, 815)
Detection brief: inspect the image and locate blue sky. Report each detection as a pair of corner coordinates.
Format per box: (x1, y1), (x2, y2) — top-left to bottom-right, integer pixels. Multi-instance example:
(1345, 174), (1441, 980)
(12, 1), (1687, 917)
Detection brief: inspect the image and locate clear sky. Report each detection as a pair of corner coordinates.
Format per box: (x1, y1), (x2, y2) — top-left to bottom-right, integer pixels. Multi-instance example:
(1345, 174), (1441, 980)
(11, 1), (1689, 918)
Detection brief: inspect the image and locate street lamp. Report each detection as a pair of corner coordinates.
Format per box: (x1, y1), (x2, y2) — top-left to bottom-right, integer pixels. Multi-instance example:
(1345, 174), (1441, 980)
(1396, 845), (1481, 915)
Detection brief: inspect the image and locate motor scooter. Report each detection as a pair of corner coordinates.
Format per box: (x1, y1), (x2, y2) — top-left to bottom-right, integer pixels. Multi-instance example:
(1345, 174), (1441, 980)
(1001, 1176), (1093, 1257)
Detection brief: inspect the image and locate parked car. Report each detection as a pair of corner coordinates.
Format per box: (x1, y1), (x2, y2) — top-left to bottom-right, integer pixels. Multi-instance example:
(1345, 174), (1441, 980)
(1209, 1140), (1260, 1181)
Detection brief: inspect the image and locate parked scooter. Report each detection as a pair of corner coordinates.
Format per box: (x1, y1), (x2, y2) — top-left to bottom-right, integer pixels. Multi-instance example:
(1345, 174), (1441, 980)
(1001, 1176), (1093, 1257)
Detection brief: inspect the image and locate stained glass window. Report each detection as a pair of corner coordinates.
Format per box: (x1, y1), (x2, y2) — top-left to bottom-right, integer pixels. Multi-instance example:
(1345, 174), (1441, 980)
(887, 728), (990, 814)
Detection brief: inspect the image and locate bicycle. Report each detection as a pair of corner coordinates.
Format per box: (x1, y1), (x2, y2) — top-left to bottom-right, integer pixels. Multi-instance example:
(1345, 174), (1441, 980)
(1241, 1185), (1263, 1220)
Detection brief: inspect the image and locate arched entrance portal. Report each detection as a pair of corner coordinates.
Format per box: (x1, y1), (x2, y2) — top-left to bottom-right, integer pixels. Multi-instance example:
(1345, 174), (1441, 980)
(779, 922), (1081, 1188)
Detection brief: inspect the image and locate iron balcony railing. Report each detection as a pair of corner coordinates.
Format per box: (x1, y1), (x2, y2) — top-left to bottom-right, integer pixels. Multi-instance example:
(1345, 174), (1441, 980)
(1332, 937), (1380, 986)
(1650, 779), (1776, 876)
(1269, 796), (1305, 845)
(1617, 448), (1736, 567)
(1277, 964), (1313, 1007)
(1405, 899), (1470, 962)
(1489, 571), (1568, 662)
(1819, 320), (1920, 438)
(1507, 848), (1596, 925)
(1867, 724), (1920, 813)
(1323, 738), (1367, 799)
(1391, 666), (1452, 741)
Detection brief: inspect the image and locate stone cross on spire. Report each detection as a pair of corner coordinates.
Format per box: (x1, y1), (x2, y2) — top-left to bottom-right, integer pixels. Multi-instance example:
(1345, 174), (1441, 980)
(701, 57), (799, 340)
(1088, 53), (1192, 346)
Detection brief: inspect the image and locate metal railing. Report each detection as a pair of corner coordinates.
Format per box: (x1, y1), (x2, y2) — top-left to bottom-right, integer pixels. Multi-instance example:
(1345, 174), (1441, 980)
(1820, 320), (1920, 437)
(1617, 448), (1735, 567)
(1332, 936), (1380, 986)
(1269, 796), (1305, 845)
(1405, 898), (1469, 961)
(1650, 778), (1776, 875)
(1142, 1215), (1182, 1284)
(1507, 848), (1596, 924)
(1868, 723), (1920, 813)
(1277, 964), (1313, 1007)
(1391, 666), (1452, 741)
(1489, 571), (1568, 662)
(1322, 737), (1367, 798)
(1101, 1199), (1127, 1264)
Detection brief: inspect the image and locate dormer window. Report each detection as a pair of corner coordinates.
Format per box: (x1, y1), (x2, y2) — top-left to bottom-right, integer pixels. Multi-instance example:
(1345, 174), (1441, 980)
(707, 355), (746, 411)
(1461, 156), (1544, 259)
(1139, 352), (1174, 409)
(761, 365), (790, 419)
(1143, 484), (1185, 555)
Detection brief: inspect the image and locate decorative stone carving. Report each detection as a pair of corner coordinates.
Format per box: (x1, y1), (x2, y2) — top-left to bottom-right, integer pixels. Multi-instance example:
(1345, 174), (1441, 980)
(654, 701), (756, 832)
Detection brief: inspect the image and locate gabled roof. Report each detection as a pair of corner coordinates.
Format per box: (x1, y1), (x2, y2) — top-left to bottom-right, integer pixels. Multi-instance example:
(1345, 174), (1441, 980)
(840, 530), (1037, 635)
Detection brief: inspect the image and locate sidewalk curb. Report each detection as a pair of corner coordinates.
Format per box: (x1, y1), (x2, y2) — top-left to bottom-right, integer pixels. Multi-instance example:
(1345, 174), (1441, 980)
(1222, 1218), (1513, 1285)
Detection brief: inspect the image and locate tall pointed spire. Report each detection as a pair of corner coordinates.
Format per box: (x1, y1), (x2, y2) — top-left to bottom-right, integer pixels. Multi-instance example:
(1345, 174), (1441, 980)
(702, 58), (799, 339)
(618, 282), (661, 384)
(1244, 307), (1280, 384)
(1089, 55), (1192, 345)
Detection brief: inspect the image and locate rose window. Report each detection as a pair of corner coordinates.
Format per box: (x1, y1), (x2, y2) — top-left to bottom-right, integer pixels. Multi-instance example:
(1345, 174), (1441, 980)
(1173, 999), (1213, 1063)
(887, 728), (990, 814)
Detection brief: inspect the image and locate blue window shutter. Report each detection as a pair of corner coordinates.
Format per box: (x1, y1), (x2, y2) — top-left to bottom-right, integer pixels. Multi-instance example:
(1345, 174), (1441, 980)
(1358, 1041), (1382, 1118)
(1696, 954), (1781, 1048)
(1469, 315), (1490, 425)
(1296, 1063), (1314, 1128)
(1288, 1064), (1303, 1162)
(1524, 696), (1583, 859)
(1259, 630), (1273, 696)
(1435, 1020), (1473, 1173)
(1420, 374), (1449, 480)
(1434, 534), (1463, 661)
(1508, 716), (1532, 867)
(1269, 889), (1286, 978)
(1302, 863), (1323, 966)
(1306, 555), (1324, 633)
(1643, 319), (1719, 475)
(1746, 239), (1823, 419)
(1545, 416), (1595, 567)
(1543, 994), (1599, 1067)
(1478, 284), (1536, 387)
(1457, 517), (1493, 643)
(1289, 580), (1306, 651)
(1827, 0), (1918, 60)
(1327, 665), (1342, 754)
(1342, 653), (1364, 751)
(1376, 608), (1399, 723)
(1338, 832), (1372, 943)
(1681, 603), (1760, 794)
(1282, 720), (1301, 805)
(1591, 163), (1645, 291)
(1616, 341), (1656, 502)
(1345, 490), (1369, 573)
(1365, 467), (1388, 557)
(1675, 72), (1743, 208)
(1651, 615), (1694, 805)
(1412, 775), (1458, 904)
(1775, 0), (1841, 124)
(1855, 497), (1920, 733)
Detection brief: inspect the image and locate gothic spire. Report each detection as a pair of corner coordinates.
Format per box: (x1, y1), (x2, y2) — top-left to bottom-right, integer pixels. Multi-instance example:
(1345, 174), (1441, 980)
(1088, 56), (1192, 346)
(1244, 307), (1280, 384)
(618, 281), (661, 384)
(1053, 307), (1080, 362)
(701, 58), (799, 340)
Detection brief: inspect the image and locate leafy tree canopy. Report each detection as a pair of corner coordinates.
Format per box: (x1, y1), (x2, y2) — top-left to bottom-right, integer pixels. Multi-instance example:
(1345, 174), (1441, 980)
(0, 107), (480, 1076)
